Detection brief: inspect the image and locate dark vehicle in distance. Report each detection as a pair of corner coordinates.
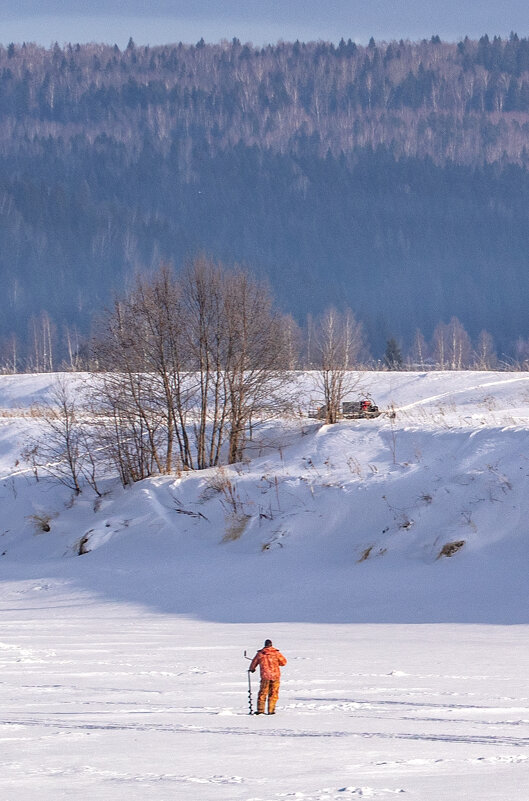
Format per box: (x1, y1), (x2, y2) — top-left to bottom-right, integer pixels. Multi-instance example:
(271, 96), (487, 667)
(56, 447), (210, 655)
(342, 400), (381, 419)
(308, 399), (381, 420)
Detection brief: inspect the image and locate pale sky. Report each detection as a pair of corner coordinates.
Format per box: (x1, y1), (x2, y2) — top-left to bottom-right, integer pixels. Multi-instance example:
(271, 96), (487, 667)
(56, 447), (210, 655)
(1, 1), (529, 48)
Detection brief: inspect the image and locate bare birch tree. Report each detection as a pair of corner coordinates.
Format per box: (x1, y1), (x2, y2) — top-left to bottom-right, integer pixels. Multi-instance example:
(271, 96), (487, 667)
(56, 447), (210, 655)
(446, 317), (472, 369)
(433, 317), (472, 369)
(473, 329), (497, 370)
(312, 307), (364, 423)
(92, 266), (195, 479)
(24, 376), (100, 495)
(0, 333), (19, 374)
(183, 256), (227, 470)
(409, 328), (429, 369)
(222, 267), (293, 463)
(63, 324), (83, 371)
(432, 321), (448, 369)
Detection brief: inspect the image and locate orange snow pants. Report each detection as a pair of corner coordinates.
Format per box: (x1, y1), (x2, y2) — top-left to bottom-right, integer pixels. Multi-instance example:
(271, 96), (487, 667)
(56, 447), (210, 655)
(257, 678), (280, 714)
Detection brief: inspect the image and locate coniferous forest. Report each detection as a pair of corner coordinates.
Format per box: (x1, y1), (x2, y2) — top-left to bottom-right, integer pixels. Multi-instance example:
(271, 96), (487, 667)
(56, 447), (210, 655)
(3, 34), (529, 365)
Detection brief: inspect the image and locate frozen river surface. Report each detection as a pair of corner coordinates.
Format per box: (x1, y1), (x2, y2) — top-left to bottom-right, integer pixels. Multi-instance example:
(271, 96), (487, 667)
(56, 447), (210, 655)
(1, 582), (528, 801)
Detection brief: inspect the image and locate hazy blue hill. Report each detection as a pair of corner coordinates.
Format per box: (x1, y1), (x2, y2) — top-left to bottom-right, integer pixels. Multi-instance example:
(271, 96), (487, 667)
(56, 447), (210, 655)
(2, 36), (529, 360)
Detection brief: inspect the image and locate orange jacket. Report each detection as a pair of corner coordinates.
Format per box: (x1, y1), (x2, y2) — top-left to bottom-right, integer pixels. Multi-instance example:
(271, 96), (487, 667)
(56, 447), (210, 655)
(250, 646), (287, 680)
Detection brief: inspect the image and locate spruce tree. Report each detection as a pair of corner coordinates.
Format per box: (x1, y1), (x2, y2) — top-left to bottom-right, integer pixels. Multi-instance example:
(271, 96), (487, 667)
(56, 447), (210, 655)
(384, 338), (403, 370)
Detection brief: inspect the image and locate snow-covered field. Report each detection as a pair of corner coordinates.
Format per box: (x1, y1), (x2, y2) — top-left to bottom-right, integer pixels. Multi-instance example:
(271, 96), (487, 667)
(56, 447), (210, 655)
(0, 371), (528, 800)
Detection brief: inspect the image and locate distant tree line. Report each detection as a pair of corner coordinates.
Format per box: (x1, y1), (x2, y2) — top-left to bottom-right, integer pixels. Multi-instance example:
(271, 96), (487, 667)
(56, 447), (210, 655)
(4, 35), (529, 163)
(5, 259), (529, 377)
(3, 37), (529, 356)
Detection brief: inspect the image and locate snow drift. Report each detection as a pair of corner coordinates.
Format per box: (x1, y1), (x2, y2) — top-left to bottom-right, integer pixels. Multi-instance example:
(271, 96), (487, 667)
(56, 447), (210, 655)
(1, 370), (528, 624)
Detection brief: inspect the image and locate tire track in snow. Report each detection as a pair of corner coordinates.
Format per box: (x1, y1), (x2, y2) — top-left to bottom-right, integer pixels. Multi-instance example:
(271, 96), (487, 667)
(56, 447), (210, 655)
(2, 718), (528, 748)
(393, 375), (529, 413)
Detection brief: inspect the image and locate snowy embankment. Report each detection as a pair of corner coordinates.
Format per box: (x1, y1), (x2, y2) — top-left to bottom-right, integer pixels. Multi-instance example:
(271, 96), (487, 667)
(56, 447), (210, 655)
(0, 370), (528, 623)
(1, 372), (528, 801)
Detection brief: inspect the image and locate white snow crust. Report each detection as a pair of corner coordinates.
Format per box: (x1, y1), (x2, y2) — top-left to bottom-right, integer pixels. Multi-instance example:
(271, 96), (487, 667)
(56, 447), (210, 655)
(0, 371), (528, 800)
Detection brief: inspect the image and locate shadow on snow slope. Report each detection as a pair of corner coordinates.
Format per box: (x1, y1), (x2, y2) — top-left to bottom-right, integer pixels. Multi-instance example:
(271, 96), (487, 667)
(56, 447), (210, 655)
(1, 419), (528, 624)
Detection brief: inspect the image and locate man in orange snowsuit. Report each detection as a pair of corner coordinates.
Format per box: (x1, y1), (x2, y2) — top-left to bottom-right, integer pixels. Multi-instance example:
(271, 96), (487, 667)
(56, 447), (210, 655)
(249, 639), (287, 715)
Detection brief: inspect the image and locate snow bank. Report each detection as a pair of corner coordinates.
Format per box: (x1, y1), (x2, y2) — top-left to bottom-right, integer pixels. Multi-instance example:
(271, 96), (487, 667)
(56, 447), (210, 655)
(0, 371), (528, 623)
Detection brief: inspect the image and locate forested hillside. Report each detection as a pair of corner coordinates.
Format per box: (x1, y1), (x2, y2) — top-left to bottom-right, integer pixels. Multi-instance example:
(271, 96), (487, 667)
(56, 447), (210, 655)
(2, 35), (529, 364)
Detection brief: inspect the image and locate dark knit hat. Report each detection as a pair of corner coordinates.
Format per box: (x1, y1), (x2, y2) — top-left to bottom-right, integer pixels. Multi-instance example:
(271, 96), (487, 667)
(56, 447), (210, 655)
(264, 639), (272, 646)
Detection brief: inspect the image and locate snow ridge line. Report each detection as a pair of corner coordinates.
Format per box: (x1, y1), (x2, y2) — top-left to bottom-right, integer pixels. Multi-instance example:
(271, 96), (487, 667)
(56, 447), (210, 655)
(393, 374), (529, 413)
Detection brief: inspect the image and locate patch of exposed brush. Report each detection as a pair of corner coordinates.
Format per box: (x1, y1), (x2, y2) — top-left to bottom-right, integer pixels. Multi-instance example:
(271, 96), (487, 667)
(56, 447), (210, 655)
(77, 532), (92, 555)
(28, 513), (53, 533)
(222, 513), (252, 543)
(437, 540), (465, 559)
(357, 545), (387, 563)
